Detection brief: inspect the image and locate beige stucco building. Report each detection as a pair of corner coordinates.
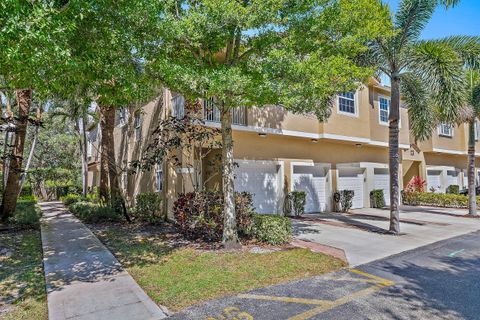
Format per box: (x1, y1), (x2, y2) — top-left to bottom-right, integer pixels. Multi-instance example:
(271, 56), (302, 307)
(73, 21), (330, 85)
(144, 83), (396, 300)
(87, 79), (480, 217)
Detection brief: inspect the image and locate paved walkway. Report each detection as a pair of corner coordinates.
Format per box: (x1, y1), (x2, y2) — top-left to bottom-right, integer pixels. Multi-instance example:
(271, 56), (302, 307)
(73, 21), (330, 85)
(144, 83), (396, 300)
(293, 206), (480, 266)
(39, 201), (168, 320)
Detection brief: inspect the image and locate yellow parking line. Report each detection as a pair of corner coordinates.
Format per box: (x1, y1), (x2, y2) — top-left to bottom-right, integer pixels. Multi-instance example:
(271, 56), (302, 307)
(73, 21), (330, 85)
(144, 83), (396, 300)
(237, 294), (328, 305)
(349, 269), (395, 286)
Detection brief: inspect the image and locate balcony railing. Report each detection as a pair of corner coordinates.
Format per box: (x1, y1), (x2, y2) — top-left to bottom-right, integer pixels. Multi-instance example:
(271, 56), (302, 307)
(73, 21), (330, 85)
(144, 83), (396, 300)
(203, 98), (247, 126)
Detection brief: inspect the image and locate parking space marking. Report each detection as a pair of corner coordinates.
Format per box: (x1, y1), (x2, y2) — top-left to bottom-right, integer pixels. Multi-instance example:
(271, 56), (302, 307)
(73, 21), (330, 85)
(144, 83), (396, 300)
(448, 249), (465, 257)
(234, 269), (395, 320)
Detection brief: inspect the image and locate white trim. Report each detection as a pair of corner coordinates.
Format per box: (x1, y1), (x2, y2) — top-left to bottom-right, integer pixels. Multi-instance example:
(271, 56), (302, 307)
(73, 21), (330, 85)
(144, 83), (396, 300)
(337, 92), (359, 117)
(205, 122), (410, 149)
(432, 148), (466, 155)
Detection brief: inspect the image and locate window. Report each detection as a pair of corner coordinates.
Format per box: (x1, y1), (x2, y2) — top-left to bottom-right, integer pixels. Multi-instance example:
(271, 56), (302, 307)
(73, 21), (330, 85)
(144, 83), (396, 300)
(438, 123), (453, 137)
(87, 140), (93, 157)
(122, 171), (128, 190)
(118, 108), (128, 126)
(476, 121), (480, 141)
(338, 92), (356, 115)
(172, 94), (185, 119)
(155, 161), (163, 192)
(134, 112), (142, 140)
(379, 97), (390, 124)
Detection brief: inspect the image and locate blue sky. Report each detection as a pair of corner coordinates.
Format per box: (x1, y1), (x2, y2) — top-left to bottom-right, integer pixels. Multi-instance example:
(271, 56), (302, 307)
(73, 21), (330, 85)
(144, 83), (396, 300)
(384, 0), (480, 39)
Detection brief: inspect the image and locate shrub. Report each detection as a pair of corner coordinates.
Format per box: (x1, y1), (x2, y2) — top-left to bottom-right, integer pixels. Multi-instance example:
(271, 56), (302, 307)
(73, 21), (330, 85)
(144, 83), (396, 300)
(173, 191), (254, 242)
(19, 185), (33, 197)
(284, 191), (306, 216)
(370, 189), (386, 208)
(132, 192), (163, 223)
(401, 191), (480, 208)
(60, 193), (83, 205)
(8, 199), (41, 229)
(446, 185), (460, 194)
(333, 190), (355, 212)
(69, 201), (122, 223)
(252, 214), (292, 245)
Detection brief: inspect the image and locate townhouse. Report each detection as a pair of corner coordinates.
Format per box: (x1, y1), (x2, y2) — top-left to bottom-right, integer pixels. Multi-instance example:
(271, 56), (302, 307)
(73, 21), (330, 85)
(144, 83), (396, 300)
(87, 78), (480, 217)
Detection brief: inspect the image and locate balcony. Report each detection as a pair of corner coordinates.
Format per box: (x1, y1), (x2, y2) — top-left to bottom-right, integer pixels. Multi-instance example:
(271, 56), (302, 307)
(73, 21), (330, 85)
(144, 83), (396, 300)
(203, 98), (247, 126)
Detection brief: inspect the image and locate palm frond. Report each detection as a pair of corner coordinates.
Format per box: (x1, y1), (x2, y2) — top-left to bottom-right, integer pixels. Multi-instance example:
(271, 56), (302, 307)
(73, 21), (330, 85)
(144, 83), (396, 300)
(394, 0), (436, 48)
(407, 40), (467, 123)
(435, 36), (480, 70)
(402, 73), (438, 141)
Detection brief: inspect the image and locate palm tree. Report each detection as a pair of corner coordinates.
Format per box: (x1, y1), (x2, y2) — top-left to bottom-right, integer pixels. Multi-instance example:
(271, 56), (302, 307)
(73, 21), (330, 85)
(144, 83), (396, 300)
(364, 0), (469, 234)
(409, 37), (480, 216)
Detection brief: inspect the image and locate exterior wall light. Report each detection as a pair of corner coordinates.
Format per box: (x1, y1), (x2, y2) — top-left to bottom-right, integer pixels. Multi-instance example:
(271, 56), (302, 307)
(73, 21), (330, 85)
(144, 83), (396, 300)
(311, 139), (318, 143)
(355, 143), (362, 148)
(258, 133), (267, 138)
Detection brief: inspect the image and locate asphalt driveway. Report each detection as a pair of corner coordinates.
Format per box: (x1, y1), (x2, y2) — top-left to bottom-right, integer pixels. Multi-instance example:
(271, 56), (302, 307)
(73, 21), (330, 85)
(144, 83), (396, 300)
(292, 205), (480, 266)
(170, 230), (480, 320)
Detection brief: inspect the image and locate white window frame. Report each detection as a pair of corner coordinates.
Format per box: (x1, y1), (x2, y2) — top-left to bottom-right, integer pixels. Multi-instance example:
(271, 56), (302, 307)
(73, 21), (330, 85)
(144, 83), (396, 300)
(155, 161), (163, 192)
(337, 92), (358, 117)
(438, 123), (453, 137)
(122, 171), (128, 190)
(378, 96), (390, 125)
(87, 140), (93, 157)
(134, 112), (142, 141)
(475, 120), (480, 141)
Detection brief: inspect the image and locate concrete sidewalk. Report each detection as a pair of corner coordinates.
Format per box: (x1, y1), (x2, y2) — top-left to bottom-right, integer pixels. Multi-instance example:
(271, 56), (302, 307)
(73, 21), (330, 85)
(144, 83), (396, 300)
(39, 201), (168, 320)
(293, 206), (480, 266)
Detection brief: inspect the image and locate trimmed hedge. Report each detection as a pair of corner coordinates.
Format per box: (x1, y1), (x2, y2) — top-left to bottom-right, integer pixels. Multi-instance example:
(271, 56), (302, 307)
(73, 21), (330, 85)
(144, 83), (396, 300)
(69, 201), (122, 223)
(446, 185), (460, 194)
(402, 191), (480, 208)
(132, 192), (163, 223)
(252, 214), (292, 245)
(284, 191), (306, 217)
(333, 190), (354, 212)
(370, 189), (385, 208)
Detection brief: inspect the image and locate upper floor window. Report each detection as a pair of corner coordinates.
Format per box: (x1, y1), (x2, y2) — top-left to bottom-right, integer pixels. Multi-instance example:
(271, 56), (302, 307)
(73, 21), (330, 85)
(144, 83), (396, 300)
(172, 94), (185, 119)
(87, 140), (93, 157)
(134, 112), (142, 141)
(156, 160), (163, 192)
(118, 108), (128, 126)
(122, 171), (128, 190)
(338, 92), (356, 115)
(438, 123), (453, 137)
(379, 97), (390, 124)
(475, 121), (480, 141)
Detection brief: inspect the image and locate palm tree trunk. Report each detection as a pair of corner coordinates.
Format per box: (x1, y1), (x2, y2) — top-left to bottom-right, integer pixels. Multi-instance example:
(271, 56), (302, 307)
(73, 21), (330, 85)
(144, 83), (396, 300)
(467, 120), (477, 215)
(1, 89), (31, 222)
(389, 76), (401, 234)
(220, 103), (239, 247)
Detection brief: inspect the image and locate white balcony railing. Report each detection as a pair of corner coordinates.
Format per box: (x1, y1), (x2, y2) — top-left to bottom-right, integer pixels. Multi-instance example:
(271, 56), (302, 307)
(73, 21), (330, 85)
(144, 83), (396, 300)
(203, 98), (247, 126)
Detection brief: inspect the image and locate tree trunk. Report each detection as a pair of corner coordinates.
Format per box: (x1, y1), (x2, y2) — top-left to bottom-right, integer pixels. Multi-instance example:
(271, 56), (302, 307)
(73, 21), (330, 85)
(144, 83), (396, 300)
(389, 76), (401, 234)
(18, 123), (39, 195)
(467, 120), (477, 215)
(220, 104), (239, 247)
(99, 105), (130, 222)
(99, 112), (110, 204)
(1, 89), (31, 222)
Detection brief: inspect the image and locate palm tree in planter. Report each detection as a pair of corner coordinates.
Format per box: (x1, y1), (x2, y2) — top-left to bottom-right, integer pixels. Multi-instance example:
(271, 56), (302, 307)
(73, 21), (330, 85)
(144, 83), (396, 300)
(363, 0), (470, 234)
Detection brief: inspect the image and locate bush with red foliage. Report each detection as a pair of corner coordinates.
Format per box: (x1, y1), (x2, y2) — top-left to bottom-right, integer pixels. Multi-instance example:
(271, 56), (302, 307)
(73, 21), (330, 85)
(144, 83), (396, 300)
(173, 191), (255, 242)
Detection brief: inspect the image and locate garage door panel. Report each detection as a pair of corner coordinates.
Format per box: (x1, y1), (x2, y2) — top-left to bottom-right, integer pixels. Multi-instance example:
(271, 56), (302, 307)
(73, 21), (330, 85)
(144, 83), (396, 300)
(427, 170), (442, 192)
(337, 173), (364, 209)
(293, 174), (327, 213)
(234, 161), (281, 214)
(374, 169), (390, 206)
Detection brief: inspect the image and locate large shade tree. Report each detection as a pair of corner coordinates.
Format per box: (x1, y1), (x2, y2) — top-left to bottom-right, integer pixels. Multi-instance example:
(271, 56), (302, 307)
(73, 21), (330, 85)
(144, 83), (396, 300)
(145, 0), (392, 246)
(0, 0), (77, 221)
(363, 0), (470, 234)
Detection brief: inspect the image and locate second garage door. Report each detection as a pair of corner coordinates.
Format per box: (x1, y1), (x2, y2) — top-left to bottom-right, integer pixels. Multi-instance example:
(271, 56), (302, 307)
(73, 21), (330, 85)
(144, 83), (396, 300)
(427, 170), (442, 192)
(292, 164), (328, 213)
(337, 169), (364, 209)
(374, 168), (390, 206)
(234, 160), (282, 214)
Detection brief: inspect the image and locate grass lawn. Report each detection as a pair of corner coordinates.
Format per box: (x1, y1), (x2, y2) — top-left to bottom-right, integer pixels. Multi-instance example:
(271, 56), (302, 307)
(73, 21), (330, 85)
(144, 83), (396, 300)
(93, 224), (346, 312)
(0, 229), (47, 320)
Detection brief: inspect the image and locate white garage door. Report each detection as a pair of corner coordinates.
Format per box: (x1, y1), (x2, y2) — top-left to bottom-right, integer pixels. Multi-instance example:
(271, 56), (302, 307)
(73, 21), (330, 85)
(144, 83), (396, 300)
(374, 168), (390, 206)
(234, 161), (282, 214)
(427, 170), (442, 192)
(292, 165), (328, 213)
(337, 169), (364, 209)
(447, 170), (459, 188)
